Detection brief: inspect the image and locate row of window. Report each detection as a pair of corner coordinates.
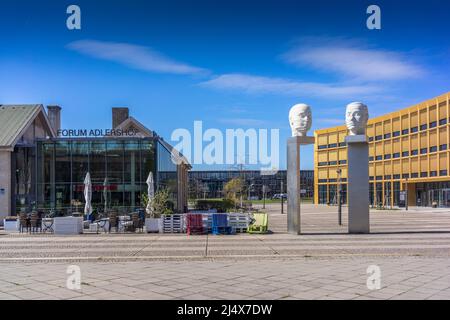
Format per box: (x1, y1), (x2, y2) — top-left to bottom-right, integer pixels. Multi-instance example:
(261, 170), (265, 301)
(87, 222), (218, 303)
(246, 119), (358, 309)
(318, 160), (347, 166)
(367, 144), (448, 161)
(318, 170), (449, 183)
(318, 118), (449, 150)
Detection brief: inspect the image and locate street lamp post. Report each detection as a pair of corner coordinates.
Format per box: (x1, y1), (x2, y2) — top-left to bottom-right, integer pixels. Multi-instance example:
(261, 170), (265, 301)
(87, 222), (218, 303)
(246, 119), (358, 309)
(281, 180), (284, 214)
(336, 168), (342, 226)
(405, 177), (409, 211)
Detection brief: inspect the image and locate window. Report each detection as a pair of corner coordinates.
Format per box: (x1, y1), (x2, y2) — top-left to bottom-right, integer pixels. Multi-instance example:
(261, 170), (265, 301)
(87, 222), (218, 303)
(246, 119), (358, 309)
(375, 155), (382, 161)
(393, 174), (400, 179)
(439, 118), (447, 126)
(440, 144), (447, 151)
(429, 121), (437, 128)
(411, 127), (418, 133)
(420, 148), (427, 154)
(384, 175), (392, 179)
(376, 176), (383, 180)
(369, 176), (374, 180)
(328, 179), (337, 182)
(368, 137), (374, 142)
(318, 179), (327, 183)
(402, 173), (410, 179)
(318, 162), (328, 166)
(429, 146), (437, 153)
(328, 161), (337, 165)
(393, 153), (400, 158)
(384, 154), (391, 160)
(375, 135), (383, 141)
(411, 173), (419, 178)
(402, 151), (409, 157)
(440, 170), (448, 176)
(402, 129), (409, 135)
(328, 143), (338, 148)
(420, 124), (428, 131)
(384, 133), (391, 139)
(393, 131), (400, 137)
(338, 142), (346, 147)
(369, 156), (374, 162)
(430, 171), (437, 177)
(338, 160), (347, 164)
(411, 149), (418, 156)
(318, 145), (327, 150)
(420, 172), (428, 178)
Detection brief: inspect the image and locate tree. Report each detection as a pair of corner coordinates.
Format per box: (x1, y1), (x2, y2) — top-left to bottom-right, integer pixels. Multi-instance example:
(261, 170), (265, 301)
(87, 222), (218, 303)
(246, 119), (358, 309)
(144, 187), (174, 218)
(223, 177), (245, 206)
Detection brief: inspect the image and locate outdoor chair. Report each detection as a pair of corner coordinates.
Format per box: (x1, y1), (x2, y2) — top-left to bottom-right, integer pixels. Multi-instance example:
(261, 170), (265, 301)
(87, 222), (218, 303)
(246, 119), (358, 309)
(247, 213), (268, 234)
(19, 212), (30, 233)
(108, 211), (119, 233)
(30, 212), (42, 233)
(186, 213), (205, 235)
(211, 213), (233, 235)
(131, 212), (144, 233)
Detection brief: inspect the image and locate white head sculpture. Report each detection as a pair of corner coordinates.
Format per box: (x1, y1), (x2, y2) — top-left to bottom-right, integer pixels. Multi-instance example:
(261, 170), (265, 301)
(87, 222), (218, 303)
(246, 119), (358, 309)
(345, 102), (369, 135)
(289, 103), (312, 137)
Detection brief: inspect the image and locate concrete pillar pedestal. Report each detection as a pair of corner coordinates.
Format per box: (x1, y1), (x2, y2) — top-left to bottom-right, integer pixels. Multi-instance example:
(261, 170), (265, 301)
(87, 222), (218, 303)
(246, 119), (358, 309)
(287, 136), (315, 235)
(345, 135), (370, 234)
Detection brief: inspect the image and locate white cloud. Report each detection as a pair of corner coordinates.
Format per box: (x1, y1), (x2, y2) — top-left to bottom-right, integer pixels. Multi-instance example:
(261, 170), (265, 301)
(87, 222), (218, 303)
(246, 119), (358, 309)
(200, 73), (380, 98)
(218, 118), (267, 127)
(67, 39), (209, 76)
(283, 37), (424, 81)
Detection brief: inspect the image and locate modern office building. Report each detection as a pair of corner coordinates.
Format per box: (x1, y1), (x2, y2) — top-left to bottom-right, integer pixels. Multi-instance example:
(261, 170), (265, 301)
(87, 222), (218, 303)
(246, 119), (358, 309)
(0, 105), (190, 222)
(188, 170), (314, 199)
(314, 92), (450, 207)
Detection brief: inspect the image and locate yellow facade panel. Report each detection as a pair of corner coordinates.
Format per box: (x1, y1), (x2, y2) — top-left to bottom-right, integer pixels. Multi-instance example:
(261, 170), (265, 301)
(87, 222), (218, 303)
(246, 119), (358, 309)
(419, 109), (427, 125)
(440, 128), (447, 145)
(393, 118), (400, 131)
(430, 130), (437, 146)
(375, 142), (383, 155)
(383, 120), (391, 133)
(338, 131), (346, 143)
(429, 105), (437, 122)
(329, 150), (337, 161)
(440, 154), (447, 170)
(318, 169), (328, 179)
(393, 160), (401, 174)
(430, 155), (437, 171)
(375, 163), (383, 176)
(338, 149), (346, 160)
(375, 123), (382, 136)
(420, 156), (428, 172)
(411, 135), (418, 149)
(367, 125), (374, 138)
(328, 133), (338, 144)
(402, 159), (409, 172)
(318, 152), (328, 163)
(369, 164), (374, 177)
(401, 115), (409, 129)
(369, 145), (374, 157)
(318, 136), (327, 146)
(341, 167), (348, 179)
(420, 133), (427, 148)
(385, 162), (392, 175)
(402, 137), (409, 151)
(411, 112), (418, 127)
(384, 141), (392, 154)
(439, 102), (447, 119)
(393, 139), (400, 153)
(411, 158), (418, 172)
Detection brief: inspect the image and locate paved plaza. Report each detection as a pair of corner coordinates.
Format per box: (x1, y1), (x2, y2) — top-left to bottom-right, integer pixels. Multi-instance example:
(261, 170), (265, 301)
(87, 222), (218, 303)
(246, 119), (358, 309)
(0, 204), (450, 300)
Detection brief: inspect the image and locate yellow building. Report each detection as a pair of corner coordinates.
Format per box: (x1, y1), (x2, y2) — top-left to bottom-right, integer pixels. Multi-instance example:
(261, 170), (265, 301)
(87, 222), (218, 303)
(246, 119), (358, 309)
(314, 92), (450, 208)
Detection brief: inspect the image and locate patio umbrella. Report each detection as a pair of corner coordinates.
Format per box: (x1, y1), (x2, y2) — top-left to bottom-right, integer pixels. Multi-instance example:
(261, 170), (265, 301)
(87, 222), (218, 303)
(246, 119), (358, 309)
(103, 177), (109, 213)
(146, 172), (155, 215)
(84, 172), (93, 220)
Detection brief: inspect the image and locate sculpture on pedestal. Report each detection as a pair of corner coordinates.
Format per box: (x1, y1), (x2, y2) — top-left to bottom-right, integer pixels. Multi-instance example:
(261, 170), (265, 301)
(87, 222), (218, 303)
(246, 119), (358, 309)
(289, 104), (312, 137)
(345, 102), (369, 136)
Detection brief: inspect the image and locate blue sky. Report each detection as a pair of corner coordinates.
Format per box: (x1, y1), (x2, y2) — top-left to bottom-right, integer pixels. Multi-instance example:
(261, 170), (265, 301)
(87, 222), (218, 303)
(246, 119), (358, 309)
(1, 0), (450, 170)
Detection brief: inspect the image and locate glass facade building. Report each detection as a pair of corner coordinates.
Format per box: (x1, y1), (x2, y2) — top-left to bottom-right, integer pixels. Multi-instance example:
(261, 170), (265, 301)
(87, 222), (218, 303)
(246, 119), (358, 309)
(33, 138), (178, 214)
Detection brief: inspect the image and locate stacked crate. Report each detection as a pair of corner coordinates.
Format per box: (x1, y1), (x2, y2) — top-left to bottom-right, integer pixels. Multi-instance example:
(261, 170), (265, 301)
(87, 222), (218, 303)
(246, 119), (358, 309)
(162, 214), (186, 233)
(228, 213), (251, 233)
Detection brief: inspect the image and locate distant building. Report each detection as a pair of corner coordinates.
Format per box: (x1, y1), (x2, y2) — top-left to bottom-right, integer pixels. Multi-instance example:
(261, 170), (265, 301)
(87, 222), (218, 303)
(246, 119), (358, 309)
(188, 170), (314, 199)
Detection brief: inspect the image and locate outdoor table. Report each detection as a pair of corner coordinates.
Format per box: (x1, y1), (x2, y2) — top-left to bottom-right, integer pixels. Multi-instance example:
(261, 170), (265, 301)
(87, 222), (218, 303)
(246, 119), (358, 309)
(42, 218), (54, 233)
(118, 216), (131, 232)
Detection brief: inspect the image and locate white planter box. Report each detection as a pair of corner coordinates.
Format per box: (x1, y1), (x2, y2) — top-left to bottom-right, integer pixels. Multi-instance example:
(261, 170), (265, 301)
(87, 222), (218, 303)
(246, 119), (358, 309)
(145, 218), (162, 233)
(53, 217), (83, 235)
(3, 219), (19, 232)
